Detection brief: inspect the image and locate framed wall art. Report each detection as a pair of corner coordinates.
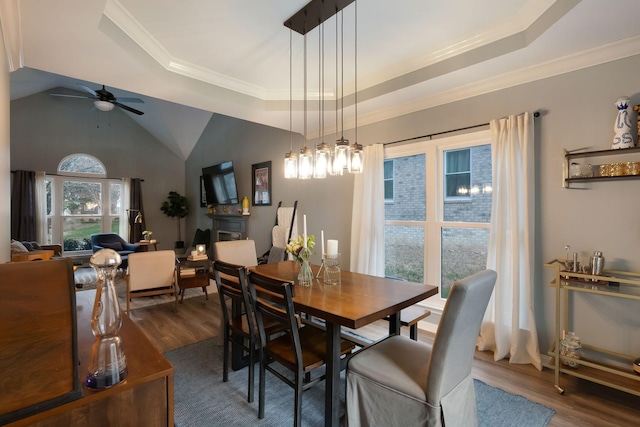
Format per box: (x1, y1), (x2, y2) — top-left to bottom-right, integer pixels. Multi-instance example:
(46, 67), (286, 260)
(252, 161), (271, 206)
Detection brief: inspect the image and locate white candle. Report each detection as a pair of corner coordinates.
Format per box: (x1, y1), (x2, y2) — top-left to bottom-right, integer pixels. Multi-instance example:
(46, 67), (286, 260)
(303, 214), (307, 248)
(321, 230), (325, 255)
(327, 239), (338, 256)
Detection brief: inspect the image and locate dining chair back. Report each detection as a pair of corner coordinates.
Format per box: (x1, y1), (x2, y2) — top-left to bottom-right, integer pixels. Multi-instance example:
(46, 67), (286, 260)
(247, 269), (355, 427)
(126, 250), (178, 313)
(214, 239), (258, 267)
(346, 269), (497, 427)
(211, 260), (258, 403)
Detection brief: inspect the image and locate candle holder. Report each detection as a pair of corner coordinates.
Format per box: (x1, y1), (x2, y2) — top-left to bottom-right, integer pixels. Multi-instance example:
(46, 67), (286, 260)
(86, 249), (128, 389)
(323, 253), (341, 285)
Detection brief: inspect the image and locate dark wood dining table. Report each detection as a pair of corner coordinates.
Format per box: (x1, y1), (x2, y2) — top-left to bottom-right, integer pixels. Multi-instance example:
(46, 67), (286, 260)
(251, 261), (438, 427)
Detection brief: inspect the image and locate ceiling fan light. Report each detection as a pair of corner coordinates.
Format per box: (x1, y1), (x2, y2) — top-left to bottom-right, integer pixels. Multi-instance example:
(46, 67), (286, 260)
(94, 100), (114, 112)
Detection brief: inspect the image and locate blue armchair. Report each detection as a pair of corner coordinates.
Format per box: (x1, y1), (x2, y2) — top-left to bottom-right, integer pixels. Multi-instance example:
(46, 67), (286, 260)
(90, 233), (143, 271)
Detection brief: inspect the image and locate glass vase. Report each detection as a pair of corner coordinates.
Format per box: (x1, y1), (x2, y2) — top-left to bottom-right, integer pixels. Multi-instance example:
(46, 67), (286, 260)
(297, 248), (313, 286)
(86, 249), (128, 389)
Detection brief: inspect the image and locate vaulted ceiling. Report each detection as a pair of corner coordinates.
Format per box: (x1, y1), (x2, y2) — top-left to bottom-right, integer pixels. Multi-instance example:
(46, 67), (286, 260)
(5, 0), (640, 159)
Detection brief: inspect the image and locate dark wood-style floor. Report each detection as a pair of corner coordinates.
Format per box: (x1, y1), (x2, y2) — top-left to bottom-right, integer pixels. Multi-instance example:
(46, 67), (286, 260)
(126, 295), (640, 427)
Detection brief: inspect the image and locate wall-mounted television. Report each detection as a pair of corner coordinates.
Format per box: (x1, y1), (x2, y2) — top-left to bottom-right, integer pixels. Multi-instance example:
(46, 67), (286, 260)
(202, 161), (239, 206)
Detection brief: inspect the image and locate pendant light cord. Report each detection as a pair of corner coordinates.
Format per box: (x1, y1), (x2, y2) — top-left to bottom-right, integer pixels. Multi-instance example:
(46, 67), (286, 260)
(354, 1), (358, 143)
(289, 29), (293, 152)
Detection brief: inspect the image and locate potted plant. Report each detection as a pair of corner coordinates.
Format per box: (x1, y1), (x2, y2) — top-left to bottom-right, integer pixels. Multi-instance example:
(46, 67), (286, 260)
(142, 230), (153, 241)
(160, 191), (189, 248)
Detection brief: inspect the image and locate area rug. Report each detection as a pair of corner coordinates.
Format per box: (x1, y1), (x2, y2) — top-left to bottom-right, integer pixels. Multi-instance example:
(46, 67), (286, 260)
(74, 267), (214, 309)
(164, 338), (555, 427)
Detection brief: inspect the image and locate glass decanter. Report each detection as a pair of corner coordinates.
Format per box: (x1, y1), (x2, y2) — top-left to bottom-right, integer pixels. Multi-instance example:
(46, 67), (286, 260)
(86, 249), (128, 389)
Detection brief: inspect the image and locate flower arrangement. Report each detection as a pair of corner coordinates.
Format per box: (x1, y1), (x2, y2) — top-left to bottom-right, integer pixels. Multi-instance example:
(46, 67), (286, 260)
(285, 234), (315, 263)
(142, 230), (153, 240)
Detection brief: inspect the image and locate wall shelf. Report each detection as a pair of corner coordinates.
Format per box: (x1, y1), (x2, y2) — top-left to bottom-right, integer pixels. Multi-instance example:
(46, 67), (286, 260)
(544, 260), (640, 396)
(563, 146), (640, 188)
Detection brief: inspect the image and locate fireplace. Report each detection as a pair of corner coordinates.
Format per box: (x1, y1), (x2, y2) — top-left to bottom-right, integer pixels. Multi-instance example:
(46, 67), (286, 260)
(218, 230), (243, 241)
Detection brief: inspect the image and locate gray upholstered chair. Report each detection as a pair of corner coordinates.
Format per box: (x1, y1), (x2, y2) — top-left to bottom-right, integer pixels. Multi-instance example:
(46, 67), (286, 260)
(346, 269), (497, 427)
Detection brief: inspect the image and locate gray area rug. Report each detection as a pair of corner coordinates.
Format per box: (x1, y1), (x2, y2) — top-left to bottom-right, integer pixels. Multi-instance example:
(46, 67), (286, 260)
(164, 338), (555, 427)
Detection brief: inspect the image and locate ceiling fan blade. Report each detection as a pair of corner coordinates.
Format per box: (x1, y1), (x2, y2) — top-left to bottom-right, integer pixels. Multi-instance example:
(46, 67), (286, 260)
(78, 84), (98, 96)
(50, 93), (95, 99)
(114, 101), (144, 116)
(116, 97), (144, 104)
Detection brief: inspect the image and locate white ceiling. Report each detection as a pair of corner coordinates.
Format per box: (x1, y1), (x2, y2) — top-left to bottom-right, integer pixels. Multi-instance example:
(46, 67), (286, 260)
(5, 0), (640, 159)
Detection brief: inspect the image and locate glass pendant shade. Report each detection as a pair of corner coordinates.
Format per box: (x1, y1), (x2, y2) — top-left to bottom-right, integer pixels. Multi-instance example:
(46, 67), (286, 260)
(335, 138), (350, 172)
(299, 146), (314, 179)
(349, 143), (364, 174)
(284, 151), (298, 179)
(314, 142), (330, 179)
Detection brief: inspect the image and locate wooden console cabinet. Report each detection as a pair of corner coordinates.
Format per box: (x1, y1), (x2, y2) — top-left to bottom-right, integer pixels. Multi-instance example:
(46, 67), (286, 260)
(6, 290), (174, 426)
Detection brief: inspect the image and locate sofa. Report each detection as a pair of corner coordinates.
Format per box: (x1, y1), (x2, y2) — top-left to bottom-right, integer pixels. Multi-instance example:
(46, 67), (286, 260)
(90, 233), (143, 270)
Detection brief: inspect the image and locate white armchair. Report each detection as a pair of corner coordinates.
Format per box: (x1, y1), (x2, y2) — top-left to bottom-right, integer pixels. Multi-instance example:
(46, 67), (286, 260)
(126, 250), (178, 313)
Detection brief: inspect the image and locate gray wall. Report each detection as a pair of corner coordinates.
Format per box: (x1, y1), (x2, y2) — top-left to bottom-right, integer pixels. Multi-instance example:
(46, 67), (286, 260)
(185, 114), (354, 266)
(186, 54), (640, 358)
(10, 90), (185, 248)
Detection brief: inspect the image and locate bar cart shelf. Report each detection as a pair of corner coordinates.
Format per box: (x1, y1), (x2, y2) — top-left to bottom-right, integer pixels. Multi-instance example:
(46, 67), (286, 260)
(544, 259), (640, 396)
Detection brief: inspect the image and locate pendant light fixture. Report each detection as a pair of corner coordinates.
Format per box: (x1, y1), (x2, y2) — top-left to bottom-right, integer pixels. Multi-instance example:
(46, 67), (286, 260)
(314, 21), (329, 179)
(298, 31), (314, 179)
(348, 0), (364, 174)
(284, 0), (362, 180)
(284, 29), (298, 179)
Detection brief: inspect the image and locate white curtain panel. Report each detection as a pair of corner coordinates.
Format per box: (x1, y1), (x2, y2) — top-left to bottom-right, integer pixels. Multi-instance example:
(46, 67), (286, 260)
(350, 144), (385, 276)
(478, 112), (542, 370)
(35, 171), (48, 244)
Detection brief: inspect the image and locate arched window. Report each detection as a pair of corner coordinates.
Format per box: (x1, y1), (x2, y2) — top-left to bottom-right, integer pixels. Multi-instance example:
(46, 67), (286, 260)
(46, 154), (125, 253)
(58, 154), (106, 177)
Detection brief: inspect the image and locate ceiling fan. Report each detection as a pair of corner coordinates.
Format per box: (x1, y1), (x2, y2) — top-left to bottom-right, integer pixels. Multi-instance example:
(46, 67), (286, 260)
(50, 84), (145, 115)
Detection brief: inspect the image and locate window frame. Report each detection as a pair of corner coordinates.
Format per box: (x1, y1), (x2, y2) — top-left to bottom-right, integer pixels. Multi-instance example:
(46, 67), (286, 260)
(384, 130), (491, 310)
(46, 154), (125, 255)
(443, 148), (472, 201)
(384, 159), (394, 203)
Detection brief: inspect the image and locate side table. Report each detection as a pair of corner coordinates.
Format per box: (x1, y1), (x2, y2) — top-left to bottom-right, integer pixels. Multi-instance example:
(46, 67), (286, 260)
(137, 240), (159, 251)
(176, 257), (210, 302)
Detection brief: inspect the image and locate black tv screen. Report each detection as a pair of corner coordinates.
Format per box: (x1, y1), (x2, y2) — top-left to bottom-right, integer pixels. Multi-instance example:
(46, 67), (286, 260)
(202, 161), (239, 205)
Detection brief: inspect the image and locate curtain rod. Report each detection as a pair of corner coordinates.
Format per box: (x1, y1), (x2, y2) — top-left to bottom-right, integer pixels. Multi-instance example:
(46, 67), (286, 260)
(383, 111), (540, 146)
(10, 170), (144, 181)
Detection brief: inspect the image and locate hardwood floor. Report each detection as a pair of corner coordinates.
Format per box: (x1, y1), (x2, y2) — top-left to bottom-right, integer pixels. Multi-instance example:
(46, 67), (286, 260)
(127, 295), (640, 427)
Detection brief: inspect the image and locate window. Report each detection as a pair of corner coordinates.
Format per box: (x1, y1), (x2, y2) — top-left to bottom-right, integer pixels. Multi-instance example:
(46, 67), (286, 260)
(384, 160), (394, 202)
(384, 131), (492, 304)
(444, 149), (471, 199)
(47, 154), (124, 254)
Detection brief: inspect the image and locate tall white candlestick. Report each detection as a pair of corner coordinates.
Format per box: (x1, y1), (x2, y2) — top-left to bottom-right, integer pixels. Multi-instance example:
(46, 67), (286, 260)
(321, 230), (325, 255)
(303, 214), (307, 248)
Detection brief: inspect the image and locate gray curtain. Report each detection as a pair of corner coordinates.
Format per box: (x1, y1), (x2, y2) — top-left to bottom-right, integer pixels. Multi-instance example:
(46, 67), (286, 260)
(11, 170), (37, 241)
(129, 178), (146, 243)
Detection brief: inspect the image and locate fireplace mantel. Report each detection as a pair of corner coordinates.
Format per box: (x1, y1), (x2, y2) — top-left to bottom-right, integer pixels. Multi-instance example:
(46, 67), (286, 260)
(206, 213), (250, 243)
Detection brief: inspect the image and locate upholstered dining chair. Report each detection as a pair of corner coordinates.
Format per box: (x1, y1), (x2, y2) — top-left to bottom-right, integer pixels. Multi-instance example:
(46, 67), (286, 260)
(214, 239), (258, 267)
(247, 269), (355, 427)
(125, 250), (178, 313)
(212, 260), (286, 403)
(346, 269), (497, 427)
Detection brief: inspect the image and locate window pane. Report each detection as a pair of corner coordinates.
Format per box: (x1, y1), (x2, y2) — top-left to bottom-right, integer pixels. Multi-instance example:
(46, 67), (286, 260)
(384, 160), (393, 179)
(384, 160), (394, 201)
(445, 149), (470, 173)
(385, 225), (424, 283)
(111, 217), (120, 233)
(59, 154), (106, 175)
(110, 183), (121, 215)
(63, 181), (101, 215)
(45, 179), (52, 215)
(63, 217), (100, 252)
(445, 174), (470, 197)
(384, 154), (426, 221)
(443, 144), (492, 222)
(440, 227), (489, 298)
